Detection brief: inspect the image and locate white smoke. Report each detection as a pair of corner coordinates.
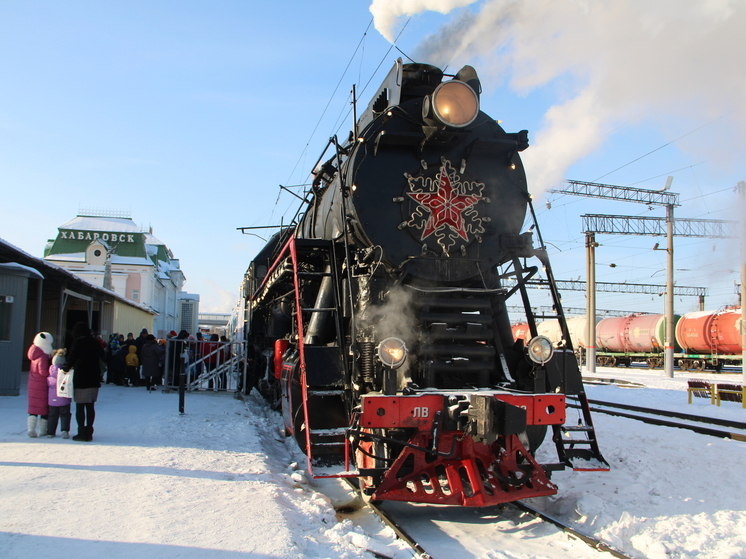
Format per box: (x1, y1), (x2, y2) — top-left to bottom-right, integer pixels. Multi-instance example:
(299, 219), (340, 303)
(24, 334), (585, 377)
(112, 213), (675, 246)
(370, 0), (478, 42)
(370, 0), (746, 194)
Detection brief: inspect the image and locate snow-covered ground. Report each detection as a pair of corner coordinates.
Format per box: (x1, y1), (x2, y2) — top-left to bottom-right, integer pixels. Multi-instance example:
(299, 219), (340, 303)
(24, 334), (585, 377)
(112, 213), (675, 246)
(1, 366), (745, 559)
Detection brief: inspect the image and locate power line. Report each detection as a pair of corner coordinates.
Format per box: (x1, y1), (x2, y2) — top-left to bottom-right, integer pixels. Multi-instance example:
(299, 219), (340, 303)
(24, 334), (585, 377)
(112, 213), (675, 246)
(593, 112), (730, 182)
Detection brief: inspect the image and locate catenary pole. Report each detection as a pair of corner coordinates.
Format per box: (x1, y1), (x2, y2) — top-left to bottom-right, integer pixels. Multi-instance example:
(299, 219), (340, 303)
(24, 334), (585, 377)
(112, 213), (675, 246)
(586, 232), (597, 373)
(665, 201), (675, 378)
(739, 181), (746, 384)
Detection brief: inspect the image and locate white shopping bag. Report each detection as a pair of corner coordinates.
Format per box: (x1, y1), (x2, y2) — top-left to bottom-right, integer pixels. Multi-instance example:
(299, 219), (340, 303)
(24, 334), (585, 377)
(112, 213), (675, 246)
(57, 369), (74, 398)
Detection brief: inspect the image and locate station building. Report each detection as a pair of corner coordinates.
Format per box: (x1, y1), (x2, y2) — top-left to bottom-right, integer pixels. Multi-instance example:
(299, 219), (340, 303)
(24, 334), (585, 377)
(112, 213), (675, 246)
(43, 210), (198, 338)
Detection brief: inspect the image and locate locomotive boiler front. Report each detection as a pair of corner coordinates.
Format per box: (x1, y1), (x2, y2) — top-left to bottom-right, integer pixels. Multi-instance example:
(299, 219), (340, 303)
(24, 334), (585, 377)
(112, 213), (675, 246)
(303, 63), (532, 282)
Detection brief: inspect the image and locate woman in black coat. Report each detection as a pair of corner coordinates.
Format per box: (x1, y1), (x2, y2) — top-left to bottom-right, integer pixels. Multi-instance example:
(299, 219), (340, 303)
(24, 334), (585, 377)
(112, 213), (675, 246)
(63, 322), (105, 441)
(140, 335), (164, 391)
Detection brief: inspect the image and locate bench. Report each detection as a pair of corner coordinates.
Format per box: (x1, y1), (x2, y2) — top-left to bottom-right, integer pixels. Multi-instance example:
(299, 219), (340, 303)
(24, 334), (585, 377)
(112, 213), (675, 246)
(687, 380), (715, 404)
(716, 383), (746, 408)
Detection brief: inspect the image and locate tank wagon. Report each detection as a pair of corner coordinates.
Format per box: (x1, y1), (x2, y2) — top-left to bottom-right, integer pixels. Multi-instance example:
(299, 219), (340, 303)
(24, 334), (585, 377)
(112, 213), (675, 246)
(522, 308), (742, 371)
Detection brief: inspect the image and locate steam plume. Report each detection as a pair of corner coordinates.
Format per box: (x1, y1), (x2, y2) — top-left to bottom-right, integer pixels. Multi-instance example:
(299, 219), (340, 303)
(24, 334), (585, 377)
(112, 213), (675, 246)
(370, 0), (746, 194)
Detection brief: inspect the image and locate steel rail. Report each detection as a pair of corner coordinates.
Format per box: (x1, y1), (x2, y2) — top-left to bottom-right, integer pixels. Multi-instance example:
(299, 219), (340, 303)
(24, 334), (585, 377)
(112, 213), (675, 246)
(568, 401), (746, 442)
(511, 502), (636, 559)
(343, 479), (430, 558)
(367, 500), (431, 559)
(586, 398), (746, 431)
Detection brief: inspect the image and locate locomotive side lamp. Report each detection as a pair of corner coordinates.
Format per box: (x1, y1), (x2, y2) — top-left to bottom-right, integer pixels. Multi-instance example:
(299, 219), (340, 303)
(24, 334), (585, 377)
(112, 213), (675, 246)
(377, 337), (408, 369)
(526, 335), (554, 365)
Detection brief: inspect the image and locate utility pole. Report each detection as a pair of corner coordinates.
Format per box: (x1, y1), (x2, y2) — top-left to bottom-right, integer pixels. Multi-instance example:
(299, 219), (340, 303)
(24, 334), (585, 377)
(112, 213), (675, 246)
(738, 181), (746, 384)
(665, 198), (675, 378)
(586, 233), (598, 373)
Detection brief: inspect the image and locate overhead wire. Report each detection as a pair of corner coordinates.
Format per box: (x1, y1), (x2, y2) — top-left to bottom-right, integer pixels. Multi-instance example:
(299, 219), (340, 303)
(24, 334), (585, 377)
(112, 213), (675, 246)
(273, 18), (414, 226)
(281, 18), (375, 189)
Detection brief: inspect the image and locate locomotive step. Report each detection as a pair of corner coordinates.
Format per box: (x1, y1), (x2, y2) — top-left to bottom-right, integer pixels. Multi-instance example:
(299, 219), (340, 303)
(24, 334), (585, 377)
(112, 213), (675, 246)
(561, 425), (595, 432)
(560, 438), (595, 446)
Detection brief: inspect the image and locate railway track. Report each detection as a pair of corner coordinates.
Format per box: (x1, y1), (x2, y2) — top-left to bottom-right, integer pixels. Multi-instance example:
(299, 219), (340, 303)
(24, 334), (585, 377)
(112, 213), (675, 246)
(360, 497), (637, 559)
(569, 398), (746, 441)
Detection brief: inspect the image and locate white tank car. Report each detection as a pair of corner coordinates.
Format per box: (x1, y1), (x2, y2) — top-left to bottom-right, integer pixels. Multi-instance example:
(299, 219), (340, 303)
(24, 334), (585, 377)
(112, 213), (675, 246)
(537, 316), (601, 348)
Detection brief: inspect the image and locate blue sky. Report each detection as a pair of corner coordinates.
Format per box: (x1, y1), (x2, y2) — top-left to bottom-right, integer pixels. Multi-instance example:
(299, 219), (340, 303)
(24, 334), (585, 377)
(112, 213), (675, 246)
(1, 1), (744, 317)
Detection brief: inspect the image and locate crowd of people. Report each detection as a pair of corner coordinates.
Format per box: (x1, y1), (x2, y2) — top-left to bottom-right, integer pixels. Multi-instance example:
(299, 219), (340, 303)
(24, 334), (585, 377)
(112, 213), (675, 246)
(25, 324), (236, 442)
(104, 329), (166, 390)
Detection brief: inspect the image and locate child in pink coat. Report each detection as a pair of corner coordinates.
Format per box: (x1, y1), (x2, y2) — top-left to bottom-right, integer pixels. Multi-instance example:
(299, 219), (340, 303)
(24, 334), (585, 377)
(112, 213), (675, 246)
(26, 332), (53, 437)
(47, 349), (72, 438)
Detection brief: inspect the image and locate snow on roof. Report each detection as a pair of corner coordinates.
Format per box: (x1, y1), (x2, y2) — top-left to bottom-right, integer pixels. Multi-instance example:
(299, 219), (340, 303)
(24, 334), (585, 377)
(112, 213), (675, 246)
(0, 262), (44, 279)
(44, 253), (87, 262)
(110, 255), (152, 266)
(59, 216), (141, 233)
(144, 232), (166, 246)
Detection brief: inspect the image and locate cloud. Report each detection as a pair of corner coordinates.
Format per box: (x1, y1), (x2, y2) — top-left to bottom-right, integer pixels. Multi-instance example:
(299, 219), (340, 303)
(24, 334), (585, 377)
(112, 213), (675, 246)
(371, 0), (746, 193)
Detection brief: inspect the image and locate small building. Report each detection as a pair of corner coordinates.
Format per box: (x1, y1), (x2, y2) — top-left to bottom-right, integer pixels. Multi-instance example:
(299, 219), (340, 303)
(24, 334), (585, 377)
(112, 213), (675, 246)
(0, 237), (156, 396)
(43, 209), (196, 337)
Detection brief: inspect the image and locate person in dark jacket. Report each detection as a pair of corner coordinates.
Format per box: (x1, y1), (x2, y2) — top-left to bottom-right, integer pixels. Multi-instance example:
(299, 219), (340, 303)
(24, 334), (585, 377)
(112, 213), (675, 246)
(167, 330), (189, 386)
(109, 344), (128, 386)
(62, 322), (105, 441)
(140, 335), (164, 391)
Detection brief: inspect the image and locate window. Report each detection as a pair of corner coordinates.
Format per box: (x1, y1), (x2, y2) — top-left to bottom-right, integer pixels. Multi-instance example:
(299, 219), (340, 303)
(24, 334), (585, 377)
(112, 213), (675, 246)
(132, 289), (140, 301)
(94, 249), (102, 257)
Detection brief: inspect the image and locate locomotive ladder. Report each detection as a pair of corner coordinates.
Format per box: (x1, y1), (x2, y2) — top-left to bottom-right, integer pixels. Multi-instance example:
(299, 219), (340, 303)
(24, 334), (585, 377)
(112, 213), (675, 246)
(288, 237), (354, 478)
(510, 253), (610, 472)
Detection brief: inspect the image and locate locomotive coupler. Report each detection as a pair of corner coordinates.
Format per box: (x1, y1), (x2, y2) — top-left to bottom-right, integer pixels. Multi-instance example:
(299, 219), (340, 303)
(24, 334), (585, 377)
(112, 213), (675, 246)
(466, 394), (527, 445)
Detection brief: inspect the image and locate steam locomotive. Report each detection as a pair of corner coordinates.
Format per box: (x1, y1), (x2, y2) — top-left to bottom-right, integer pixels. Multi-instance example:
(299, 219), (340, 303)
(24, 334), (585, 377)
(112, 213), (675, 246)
(240, 59), (608, 507)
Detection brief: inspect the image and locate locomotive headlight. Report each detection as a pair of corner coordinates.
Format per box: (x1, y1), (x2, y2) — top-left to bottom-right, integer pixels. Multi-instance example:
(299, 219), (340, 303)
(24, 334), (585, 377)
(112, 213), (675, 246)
(431, 80), (479, 128)
(377, 337), (408, 369)
(526, 335), (554, 365)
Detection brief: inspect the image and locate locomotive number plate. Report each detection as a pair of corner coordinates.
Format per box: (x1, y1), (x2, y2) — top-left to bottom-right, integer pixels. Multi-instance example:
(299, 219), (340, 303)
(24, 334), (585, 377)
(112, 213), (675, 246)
(360, 395), (444, 429)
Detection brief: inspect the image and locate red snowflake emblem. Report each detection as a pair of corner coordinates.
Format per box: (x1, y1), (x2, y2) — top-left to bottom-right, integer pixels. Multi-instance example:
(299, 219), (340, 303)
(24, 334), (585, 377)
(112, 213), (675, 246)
(406, 160), (485, 255)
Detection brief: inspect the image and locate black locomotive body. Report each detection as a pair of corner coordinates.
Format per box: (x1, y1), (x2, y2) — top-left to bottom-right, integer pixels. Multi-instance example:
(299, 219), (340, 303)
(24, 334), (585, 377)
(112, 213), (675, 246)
(243, 60), (607, 506)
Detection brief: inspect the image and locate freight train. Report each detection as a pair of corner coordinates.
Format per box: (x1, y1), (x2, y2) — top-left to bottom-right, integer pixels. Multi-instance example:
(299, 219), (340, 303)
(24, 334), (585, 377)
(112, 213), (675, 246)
(513, 307), (743, 371)
(239, 59), (608, 507)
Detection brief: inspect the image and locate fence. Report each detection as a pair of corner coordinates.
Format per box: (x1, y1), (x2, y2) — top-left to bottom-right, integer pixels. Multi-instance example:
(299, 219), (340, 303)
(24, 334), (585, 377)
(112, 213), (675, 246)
(164, 338), (247, 393)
